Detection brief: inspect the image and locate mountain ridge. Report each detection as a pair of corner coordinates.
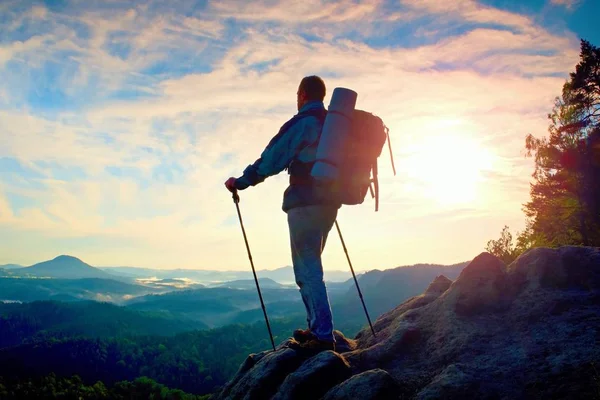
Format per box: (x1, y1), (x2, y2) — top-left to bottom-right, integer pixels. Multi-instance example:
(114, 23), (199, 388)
(211, 278), (290, 290)
(5, 255), (471, 286)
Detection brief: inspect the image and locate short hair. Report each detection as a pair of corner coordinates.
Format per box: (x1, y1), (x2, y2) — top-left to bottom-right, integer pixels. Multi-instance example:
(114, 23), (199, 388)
(299, 76), (326, 102)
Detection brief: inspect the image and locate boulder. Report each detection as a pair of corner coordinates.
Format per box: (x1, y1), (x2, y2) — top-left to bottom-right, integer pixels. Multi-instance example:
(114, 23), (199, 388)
(272, 351), (351, 400)
(322, 369), (400, 400)
(212, 348), (303, 400)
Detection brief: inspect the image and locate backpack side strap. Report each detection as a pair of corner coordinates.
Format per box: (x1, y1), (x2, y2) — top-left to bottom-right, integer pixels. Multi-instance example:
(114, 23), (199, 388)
(372, 160), (379, 212)
(386, 126), (397, 176)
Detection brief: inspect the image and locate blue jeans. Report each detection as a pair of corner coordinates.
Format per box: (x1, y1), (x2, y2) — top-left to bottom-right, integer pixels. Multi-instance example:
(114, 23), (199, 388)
(287, 205), (338, 343)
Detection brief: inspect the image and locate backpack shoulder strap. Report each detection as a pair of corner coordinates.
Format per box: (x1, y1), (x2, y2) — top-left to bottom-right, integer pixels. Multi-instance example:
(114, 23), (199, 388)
(265, 108), (326, 151)
(286, 108), (327, 178)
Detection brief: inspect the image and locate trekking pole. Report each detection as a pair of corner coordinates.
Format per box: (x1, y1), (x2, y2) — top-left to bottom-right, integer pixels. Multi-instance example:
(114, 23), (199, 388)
(231, 190), (276, 351)
(334, 220), (377, 337)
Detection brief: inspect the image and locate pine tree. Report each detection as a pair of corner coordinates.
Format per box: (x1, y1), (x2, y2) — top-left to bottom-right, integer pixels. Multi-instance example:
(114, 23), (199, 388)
(522, 39), (600, 247)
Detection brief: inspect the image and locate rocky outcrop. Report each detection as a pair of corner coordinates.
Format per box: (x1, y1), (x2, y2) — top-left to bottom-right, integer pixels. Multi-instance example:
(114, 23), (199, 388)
(273, 351), (352, 400)
(216, 348), (303, 400)
(212, 246), (600, 399)
(322, 369), (400, 400)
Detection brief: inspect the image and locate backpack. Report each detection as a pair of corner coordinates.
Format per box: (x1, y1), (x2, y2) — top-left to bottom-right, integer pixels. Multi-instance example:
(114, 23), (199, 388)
(338, 109), (395, 211)
(286, 103), (396, 212)
(338, 110), (396, 211)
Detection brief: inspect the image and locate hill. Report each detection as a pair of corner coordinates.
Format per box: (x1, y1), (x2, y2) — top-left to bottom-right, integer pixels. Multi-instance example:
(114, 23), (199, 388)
(258, 266), (351, 284)
(212, 278), (289, 290)
(0, 264), (23, 269)
(16, 255), (115, 279)
(0, 300), (209, 348)
(125, 287), (302, 327)
(326, 262), (469, 333)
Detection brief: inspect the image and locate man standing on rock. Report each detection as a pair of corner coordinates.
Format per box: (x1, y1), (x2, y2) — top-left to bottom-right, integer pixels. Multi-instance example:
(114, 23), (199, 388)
(224, 75), (340, 352)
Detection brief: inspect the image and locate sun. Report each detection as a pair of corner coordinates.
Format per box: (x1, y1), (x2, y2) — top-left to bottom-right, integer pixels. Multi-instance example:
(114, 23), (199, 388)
(403, 124), (494, 206)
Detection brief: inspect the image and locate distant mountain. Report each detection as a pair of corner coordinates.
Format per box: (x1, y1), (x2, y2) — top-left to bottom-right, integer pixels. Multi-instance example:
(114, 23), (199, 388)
(212, 278), (289, 290)
(354, 262), (469, 297)
(99, 266), (167, 278)
(229, 300), (306, 325)
(100, 266), (254, 283)
(328, 262), (470, 330)
(16, 255), (114, 279)
(125, 286), (301, 328)
(100, 265), (352, 285)
(0, 264), (23, 269)
(258, 266), (352, 284)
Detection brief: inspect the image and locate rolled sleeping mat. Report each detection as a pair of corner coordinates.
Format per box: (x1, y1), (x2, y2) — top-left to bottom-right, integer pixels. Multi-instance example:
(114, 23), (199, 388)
(311, 87), (358, 181)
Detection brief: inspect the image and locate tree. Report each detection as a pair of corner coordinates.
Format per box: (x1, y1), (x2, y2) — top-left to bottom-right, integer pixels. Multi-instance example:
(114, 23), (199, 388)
(522, 39), (600, 247)
(565, 40), (600, 124)
(567, 39), (600, 237)
(486, 226), (520, 265)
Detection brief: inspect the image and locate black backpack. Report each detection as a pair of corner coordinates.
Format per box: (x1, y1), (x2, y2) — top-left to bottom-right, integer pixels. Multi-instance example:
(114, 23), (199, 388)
(336, 109), (396, 211)
(287, 108), (395, 211)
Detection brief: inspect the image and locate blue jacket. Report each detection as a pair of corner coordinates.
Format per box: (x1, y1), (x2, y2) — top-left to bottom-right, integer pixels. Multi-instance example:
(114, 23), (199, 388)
(234, 101), (341, 212)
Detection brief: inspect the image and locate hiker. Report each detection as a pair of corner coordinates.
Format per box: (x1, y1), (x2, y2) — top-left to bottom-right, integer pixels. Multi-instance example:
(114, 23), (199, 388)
(224, 75), (340, 352)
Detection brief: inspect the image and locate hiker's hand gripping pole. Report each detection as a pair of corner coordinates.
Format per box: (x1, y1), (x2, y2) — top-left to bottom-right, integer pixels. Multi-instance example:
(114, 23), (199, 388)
(231, 190), (277, 352)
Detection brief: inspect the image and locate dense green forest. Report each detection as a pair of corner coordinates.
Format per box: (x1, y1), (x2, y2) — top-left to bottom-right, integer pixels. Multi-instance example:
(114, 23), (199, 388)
(0, 374), (210, 399)
(0, 301), (208, 348)
(0, 309), (306, 396)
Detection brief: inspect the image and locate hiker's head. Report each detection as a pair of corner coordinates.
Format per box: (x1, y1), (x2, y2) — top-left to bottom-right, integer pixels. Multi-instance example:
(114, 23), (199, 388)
(297, 75), (326, 110)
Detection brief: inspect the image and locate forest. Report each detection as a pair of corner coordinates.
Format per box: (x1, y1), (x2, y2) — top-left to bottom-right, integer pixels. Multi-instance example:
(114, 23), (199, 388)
(0, 305), (305, 396)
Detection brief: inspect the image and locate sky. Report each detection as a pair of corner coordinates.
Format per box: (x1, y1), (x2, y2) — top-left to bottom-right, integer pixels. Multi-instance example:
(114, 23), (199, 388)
(0, 0), (598, 272)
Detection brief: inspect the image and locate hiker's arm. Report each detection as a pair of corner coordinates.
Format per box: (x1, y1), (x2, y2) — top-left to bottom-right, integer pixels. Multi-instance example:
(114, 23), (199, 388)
(234, 121), (306, 190)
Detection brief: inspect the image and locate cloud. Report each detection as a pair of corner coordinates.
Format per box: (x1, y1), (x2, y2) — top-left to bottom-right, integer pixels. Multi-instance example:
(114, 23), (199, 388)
(400, 0), (533, 30)
(550, 0), (580, 10)
(0, 0), (583, 269)
(0, 3), (227, 110)
(208, 0), (382, 23)
(94, 293), (114, 302)
(0, 189), (14, 223)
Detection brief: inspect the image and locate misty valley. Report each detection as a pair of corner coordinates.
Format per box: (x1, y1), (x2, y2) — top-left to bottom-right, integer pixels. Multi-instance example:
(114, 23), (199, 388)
(0, 255), (467, 397)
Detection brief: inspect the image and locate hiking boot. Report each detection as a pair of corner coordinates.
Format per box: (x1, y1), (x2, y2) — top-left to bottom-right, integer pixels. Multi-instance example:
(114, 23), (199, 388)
(293, 328), (317, 343)
(288, 338), (336, 354)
